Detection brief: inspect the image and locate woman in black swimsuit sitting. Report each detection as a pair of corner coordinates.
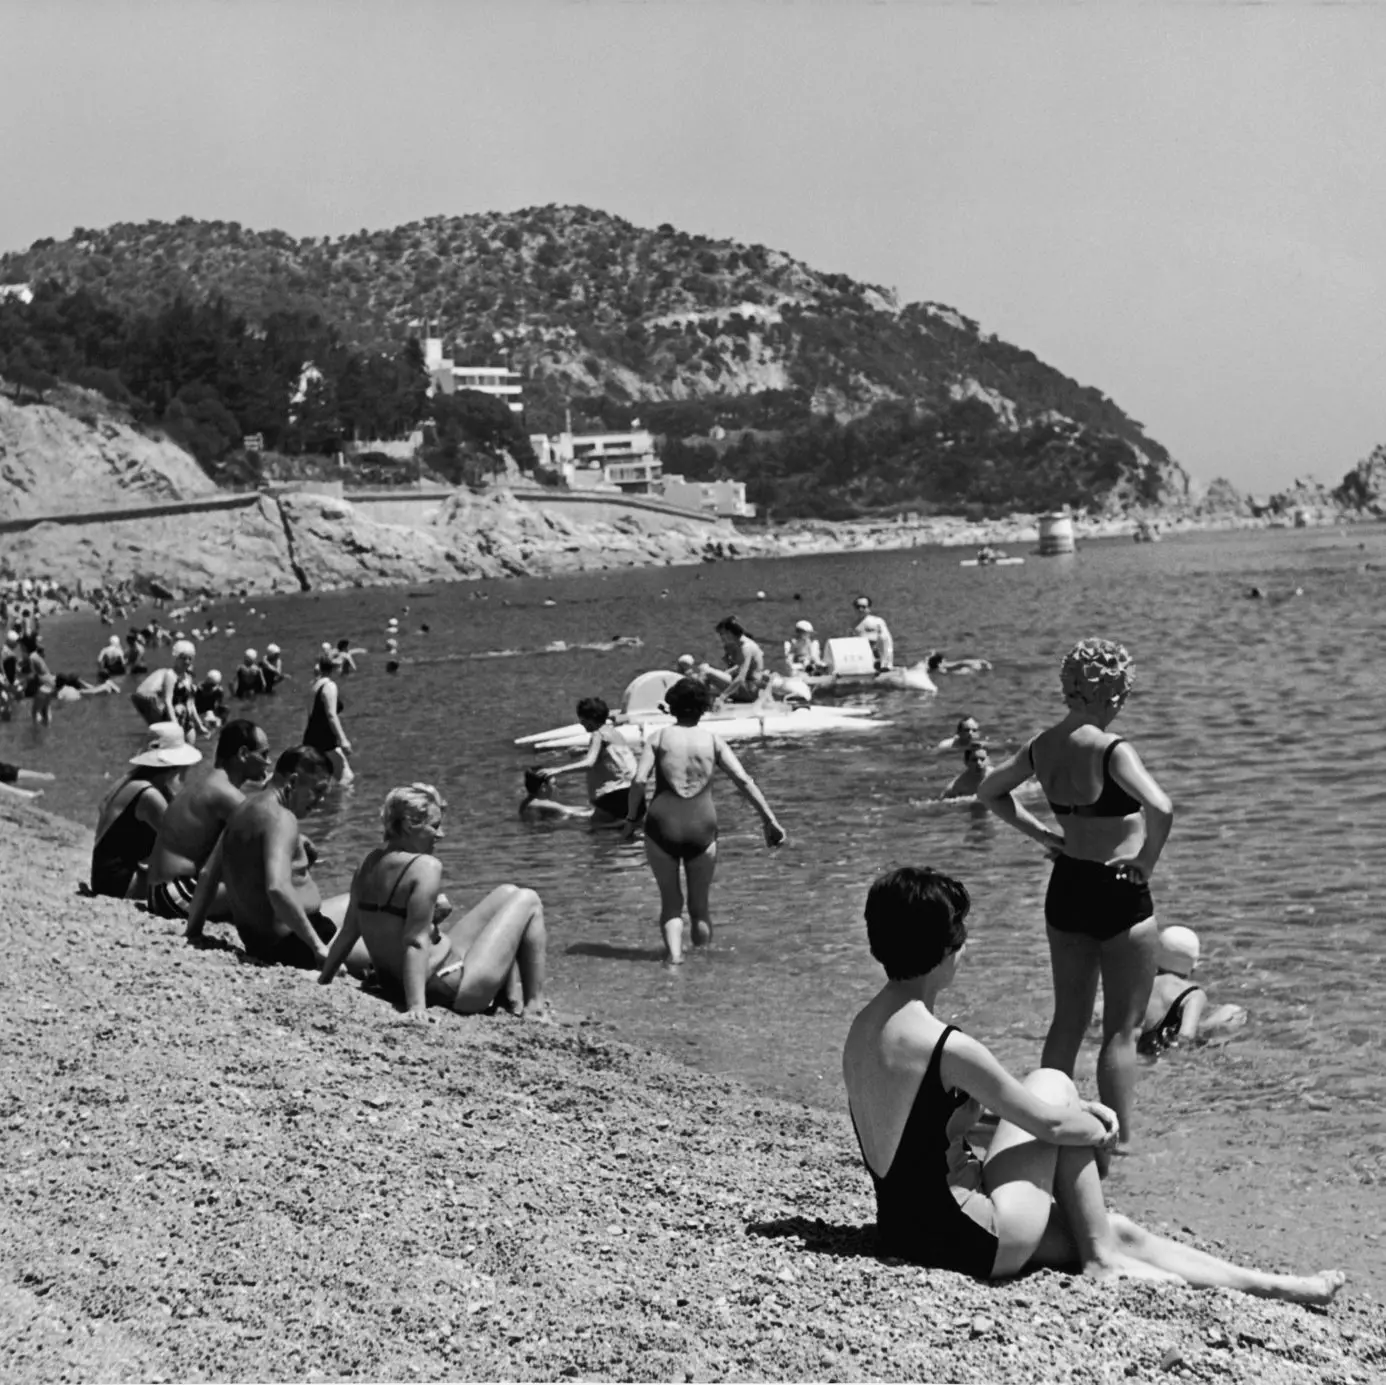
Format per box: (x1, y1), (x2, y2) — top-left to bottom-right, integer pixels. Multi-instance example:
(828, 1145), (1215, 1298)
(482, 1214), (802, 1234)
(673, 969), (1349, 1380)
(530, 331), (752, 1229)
(843, 866), (1343, 1301)
(623, 677), (785, 964)
(91, 722), (201, 897)
(978, 638), (1173, 1147)
(320, 783), (549, 1020)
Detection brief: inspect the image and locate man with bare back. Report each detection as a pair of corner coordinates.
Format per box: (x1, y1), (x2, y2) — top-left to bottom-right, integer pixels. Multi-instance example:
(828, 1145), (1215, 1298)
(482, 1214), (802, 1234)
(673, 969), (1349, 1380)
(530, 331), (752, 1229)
(186, 745), (369, 972)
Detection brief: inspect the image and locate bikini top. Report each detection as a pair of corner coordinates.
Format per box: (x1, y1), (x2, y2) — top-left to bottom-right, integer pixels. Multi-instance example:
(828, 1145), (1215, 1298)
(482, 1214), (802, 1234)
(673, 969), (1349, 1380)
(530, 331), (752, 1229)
(1030, 737), (1142, 818)
(358, 853), (421, 918)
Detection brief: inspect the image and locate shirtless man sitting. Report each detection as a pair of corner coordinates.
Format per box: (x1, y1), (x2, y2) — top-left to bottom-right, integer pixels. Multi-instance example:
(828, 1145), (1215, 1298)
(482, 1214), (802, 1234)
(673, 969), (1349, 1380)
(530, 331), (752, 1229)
(146, 719), (271, 920)
(186, 745), (371, 972)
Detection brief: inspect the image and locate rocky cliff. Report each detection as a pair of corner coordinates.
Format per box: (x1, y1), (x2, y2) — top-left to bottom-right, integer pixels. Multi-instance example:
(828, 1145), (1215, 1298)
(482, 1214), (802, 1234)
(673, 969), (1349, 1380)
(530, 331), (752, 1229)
(0, 393), (215, 520)
(0, 489), (765, 596)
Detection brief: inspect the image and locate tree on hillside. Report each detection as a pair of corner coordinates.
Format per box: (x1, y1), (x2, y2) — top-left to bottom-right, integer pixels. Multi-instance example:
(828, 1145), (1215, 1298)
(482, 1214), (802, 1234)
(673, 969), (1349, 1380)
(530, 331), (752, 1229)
(422, 388), (537, 485)
(161, 382), (241, 466)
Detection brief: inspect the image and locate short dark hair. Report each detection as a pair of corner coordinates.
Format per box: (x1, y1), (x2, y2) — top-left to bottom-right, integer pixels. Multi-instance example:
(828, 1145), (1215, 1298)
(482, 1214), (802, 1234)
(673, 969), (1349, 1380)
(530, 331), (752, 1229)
(216, 719), (265, 765)
(865, 867), (970, 981)
(715, 616), (746, 639)
(964, 745), (987, 765)
(956, 716), (977, 734)
(665, 676), (713, 720)
(523, 766), (547, 797)
(336, 638), (351, 651)
(576, 696), (610, 724)
(275, 745), (332, 781)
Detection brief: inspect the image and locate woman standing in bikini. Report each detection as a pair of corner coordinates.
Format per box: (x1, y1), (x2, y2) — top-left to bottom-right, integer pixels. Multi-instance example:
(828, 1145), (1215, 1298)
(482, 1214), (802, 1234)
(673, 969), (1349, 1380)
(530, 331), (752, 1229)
(623, 677), (786, 964)
(977, 639), (1173, 1147)
(319, 784), (549, 1020)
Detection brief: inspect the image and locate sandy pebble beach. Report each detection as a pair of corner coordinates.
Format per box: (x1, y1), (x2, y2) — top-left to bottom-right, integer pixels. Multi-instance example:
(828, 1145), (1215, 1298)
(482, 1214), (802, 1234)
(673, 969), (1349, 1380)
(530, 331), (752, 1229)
(2, 798), (1383, 1383)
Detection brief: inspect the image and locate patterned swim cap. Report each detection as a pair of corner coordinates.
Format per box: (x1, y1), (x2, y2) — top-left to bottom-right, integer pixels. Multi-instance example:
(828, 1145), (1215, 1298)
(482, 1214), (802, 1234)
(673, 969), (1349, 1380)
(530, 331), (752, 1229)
(1060, 638), (1134, 707)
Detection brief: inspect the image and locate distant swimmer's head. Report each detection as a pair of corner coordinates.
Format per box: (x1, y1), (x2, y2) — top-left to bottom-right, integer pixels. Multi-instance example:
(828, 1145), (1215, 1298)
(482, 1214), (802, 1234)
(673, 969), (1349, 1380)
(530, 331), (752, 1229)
(244, 648), (259, 664)
(715, 616), (747, 640)
(956, 716), (980, 740)
(106, 634), (121, 648)
(266, 643), (280, 656)
(205, 669), (222, 686)
(385, 638), (399, 653)
(336, 638), (351, 652)
(963, 744), (990, 772)
(523, 766), (553, 800)
(865, 866), (971, 983)
(1157, 926), (1200, 977)
(853, 595), (872, 614)
(665, 675), (714, 722)
(172, 639), (196, 666)
(794, 620), (814, 634)
(927, 650), (945, 671)
(381, 782), (447, 843)
(1060, 638), (1134, 711)
(576, 696), (611, 730)
(676, 654), (696, 673)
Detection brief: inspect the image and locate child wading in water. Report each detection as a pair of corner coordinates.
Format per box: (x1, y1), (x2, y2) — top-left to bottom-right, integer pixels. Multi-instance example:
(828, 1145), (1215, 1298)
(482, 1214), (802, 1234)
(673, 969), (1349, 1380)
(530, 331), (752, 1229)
(532, 696), (641, 829)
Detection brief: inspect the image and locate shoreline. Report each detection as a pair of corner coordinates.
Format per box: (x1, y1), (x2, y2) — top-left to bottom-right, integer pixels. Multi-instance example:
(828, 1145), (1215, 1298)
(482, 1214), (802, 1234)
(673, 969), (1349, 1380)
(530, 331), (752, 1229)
(2, 798), (1383, 1382)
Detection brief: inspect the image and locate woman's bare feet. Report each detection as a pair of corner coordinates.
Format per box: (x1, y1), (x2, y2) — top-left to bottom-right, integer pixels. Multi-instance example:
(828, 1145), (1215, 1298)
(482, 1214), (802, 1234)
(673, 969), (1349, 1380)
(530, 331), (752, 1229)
(1255, 1269), (1347, 1306)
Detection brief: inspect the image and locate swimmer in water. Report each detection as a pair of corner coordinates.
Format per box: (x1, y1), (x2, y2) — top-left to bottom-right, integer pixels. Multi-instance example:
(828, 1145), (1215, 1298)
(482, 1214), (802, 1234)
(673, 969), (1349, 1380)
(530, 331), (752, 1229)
(1138, 926), (1247, 1055)
(937, 716), (983, 751)
(531, 697), (642, 829)
(0, 759), (56, 801)
(385, 638), (400, 674)
(928, 651), (994, 676)
(942, 744), (990, 800)
(519, 767), (593, 823)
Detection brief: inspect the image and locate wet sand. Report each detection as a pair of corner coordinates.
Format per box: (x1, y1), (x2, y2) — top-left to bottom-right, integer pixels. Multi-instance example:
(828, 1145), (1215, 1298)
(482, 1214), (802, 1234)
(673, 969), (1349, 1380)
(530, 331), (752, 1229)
(2, 798), (1382, 1383)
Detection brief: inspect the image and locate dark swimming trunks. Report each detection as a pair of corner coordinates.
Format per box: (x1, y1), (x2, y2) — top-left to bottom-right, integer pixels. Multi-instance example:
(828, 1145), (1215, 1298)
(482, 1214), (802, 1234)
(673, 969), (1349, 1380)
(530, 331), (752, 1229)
(851, 1025), (999, 1278)
(593, 789), (642, 820)
(643, 734), (717, 861)
(1045, 854), (1154, 941)
(244, 910), (337, 969)
(0, 761), (17, 785)
(1032, 738), (1142, 818)
(1137, 984), (1202, 1056)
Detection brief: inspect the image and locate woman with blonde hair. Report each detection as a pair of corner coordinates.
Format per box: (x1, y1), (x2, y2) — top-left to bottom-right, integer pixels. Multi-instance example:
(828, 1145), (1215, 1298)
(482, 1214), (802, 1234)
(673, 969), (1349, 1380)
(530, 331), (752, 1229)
(977, 639), (1173, 1148)
(319, 783), (549, 1020)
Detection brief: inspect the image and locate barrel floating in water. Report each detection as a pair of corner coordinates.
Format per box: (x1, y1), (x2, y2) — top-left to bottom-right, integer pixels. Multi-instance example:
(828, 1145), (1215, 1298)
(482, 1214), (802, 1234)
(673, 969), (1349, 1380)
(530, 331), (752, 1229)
(1038, 513), (1075, 555)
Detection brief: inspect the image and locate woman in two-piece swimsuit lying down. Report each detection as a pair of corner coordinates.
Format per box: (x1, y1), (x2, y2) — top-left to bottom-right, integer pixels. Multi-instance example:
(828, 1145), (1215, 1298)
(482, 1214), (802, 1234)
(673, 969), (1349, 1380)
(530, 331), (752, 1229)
(979, 638), (1173, 1148)
(319, 784), (549, 1021)
(843, 866), (1344, 1302)
(624, 676), (786, 965)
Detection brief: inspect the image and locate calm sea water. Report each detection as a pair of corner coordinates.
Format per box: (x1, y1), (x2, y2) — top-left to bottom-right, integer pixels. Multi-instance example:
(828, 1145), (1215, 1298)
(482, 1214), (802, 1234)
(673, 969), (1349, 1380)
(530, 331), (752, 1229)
(8, 526), (1385, 1239)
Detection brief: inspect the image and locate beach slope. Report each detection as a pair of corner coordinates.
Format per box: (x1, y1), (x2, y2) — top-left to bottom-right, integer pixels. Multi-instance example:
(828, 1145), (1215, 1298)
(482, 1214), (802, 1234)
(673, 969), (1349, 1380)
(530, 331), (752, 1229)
(1, 800), (1381, 1383)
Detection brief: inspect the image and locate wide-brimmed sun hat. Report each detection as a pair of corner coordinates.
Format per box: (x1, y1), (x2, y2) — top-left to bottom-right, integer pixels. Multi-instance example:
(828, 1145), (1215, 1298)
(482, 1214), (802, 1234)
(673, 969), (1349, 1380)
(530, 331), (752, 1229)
(130, 722), (203, 769)
(1158, 925), (1200, 976)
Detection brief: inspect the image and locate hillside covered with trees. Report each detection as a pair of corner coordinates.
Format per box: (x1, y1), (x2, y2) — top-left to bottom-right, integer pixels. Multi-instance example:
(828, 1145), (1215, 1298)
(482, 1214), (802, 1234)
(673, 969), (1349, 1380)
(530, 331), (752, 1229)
(0, 206), (1193, 515)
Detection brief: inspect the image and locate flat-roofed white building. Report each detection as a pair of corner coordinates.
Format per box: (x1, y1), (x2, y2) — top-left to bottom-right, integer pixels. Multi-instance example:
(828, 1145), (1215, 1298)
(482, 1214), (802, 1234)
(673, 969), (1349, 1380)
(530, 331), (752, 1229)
(660, 474), (757, 519)
(423, 338), (524, 413)
(533, 428), (663, 494)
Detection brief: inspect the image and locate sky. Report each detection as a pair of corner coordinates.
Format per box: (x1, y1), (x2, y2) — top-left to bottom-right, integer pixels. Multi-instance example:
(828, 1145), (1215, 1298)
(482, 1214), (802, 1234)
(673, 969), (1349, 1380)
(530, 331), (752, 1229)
(2, 0), (1383, 492)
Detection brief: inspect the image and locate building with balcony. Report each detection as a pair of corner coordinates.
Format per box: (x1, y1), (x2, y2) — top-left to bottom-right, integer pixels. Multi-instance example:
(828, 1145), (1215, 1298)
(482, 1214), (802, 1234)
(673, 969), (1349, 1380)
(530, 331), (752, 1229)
(530, 428), (663, 495)
(423, 338), (524, 413)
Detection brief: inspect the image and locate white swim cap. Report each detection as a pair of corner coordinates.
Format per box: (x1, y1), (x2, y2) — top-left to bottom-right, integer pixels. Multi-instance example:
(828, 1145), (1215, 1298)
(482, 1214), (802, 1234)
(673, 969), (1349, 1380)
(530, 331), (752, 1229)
(172, 639), (196, 660)
(267, 643), (280, 655)
(1158, 926), (1199, 975)
(676, 653), (695, 669)
(794, 620), (814, 633)
(245, 648), (258, 662)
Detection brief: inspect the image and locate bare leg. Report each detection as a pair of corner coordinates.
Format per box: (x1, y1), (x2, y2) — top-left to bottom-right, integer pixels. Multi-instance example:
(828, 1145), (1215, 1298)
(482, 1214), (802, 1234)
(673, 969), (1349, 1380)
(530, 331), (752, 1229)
(683, 842), (718, 948)
(328, 748), (354, 786)
(1096, 917), (1159, 1145)
(1108, 1215), (1346, 1304)
(1041, 927), (1100, 1077)
(644, 836), (687, 963)
(447, 885), (547, 1016)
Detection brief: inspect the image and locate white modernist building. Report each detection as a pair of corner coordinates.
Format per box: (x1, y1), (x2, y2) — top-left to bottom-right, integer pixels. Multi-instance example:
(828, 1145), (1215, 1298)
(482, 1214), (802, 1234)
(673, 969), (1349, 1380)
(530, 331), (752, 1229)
(423, 338), (523, 413)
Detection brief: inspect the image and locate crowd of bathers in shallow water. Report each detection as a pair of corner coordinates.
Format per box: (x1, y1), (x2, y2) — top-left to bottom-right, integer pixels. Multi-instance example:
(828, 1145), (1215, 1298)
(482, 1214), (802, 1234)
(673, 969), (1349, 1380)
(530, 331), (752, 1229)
(14, 617), (1347, 1300)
